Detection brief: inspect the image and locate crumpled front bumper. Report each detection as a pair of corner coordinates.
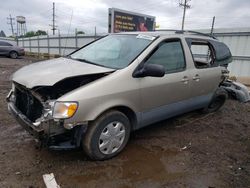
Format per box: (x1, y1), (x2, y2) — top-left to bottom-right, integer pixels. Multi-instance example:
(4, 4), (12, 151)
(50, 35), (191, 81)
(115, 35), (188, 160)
(8, 101), (44, 137)
(7, 93), (44, 139)
(6, 90), (88, 149)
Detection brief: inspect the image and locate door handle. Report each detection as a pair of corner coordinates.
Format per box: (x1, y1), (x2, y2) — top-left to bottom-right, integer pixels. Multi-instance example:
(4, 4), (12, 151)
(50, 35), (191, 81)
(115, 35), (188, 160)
(193, 74), (200, 81)
(181, 76), (189, 84)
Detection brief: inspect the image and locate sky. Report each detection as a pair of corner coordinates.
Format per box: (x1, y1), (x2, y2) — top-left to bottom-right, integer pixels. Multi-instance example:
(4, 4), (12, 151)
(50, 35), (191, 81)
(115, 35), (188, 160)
(1, 0), (250, 36)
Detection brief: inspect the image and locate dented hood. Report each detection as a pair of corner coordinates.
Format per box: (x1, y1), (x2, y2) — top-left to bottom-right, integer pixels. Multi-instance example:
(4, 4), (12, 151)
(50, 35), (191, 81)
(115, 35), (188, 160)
(12, 57), (114, 88)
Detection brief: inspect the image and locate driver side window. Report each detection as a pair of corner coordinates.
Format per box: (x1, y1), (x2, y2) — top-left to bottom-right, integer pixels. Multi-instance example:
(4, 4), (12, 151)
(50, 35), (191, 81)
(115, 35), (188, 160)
(145, 40), (186, 73)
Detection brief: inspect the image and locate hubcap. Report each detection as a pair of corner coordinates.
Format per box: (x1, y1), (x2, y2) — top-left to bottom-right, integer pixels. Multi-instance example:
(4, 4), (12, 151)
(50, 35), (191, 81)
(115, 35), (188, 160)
(11, 52), (17, 58)
(98, 121), (125, 155)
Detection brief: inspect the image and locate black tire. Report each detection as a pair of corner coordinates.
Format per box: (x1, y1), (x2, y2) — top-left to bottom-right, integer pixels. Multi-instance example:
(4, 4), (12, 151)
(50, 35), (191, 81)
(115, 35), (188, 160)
(203, 88), (228, 113)
(82, 110), (131, 160)
(9, 51), (18, 59)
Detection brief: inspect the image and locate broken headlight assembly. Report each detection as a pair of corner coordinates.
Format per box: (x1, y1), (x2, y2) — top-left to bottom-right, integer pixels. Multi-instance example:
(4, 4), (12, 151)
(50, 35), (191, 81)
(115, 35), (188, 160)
(53, 102), (78, 119)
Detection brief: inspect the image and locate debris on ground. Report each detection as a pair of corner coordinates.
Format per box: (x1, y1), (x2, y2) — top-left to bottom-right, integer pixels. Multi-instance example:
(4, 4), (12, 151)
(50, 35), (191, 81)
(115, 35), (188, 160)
(43, 173), (60, 188)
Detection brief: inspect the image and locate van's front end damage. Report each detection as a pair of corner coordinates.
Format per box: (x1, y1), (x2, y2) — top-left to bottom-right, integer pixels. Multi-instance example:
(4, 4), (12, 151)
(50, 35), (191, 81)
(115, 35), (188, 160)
(6, 57), (115, 149)
(6, 82), (88, 149)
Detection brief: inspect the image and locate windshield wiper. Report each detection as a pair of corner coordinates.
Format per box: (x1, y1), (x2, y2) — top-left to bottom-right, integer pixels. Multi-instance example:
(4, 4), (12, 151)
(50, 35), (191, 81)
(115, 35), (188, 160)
(71, 57), (114, 69)
(72, 58), (99, 65)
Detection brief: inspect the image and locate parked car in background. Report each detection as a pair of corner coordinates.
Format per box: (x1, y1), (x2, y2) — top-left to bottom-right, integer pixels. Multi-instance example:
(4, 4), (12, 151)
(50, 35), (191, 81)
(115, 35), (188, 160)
(0, 40), (25, 58)
(7, 30), (233, 160)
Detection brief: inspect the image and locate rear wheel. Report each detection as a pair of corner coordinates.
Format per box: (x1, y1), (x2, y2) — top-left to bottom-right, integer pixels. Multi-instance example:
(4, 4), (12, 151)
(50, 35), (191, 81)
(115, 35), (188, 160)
(82, 110), (131, 160)
(9, 51), (18, 59)
(203, 88), (228, 113)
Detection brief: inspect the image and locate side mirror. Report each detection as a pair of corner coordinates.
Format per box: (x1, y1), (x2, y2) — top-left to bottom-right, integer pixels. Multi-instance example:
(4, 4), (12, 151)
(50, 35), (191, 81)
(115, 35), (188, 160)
(133, 64), (165, 78)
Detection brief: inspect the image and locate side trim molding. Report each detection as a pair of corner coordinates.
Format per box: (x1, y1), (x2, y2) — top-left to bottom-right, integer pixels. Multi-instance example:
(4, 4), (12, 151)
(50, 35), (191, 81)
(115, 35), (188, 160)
(135, 93), (213, 130)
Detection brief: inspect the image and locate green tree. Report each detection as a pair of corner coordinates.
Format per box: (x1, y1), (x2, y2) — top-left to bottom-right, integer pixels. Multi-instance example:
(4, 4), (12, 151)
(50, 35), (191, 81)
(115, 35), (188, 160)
(76, 31), (85, 35)
(24, 31), (36, 37)
(24, 30), (47, 37)
(35, 30), (47, 36)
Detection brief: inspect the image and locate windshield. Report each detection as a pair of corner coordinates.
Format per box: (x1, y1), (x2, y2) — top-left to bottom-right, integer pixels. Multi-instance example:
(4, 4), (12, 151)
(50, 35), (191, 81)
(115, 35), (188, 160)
(70, 34), (154, 69)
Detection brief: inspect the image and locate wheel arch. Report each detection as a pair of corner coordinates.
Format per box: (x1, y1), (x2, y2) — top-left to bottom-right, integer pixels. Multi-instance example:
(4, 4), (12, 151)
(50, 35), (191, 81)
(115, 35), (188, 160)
(93, 105), (138, 131)
(203, 87), (228, 113)
(9, 50), (18, 56)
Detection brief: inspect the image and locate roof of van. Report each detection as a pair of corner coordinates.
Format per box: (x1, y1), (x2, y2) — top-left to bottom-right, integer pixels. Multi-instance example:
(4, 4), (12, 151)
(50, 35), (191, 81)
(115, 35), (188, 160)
(117, 30), (218, 40)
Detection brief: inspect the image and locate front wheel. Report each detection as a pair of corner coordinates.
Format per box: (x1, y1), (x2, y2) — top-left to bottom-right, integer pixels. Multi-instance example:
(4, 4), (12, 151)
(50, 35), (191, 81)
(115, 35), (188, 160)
(9, 51), (18, 59)
(82, 111), (131, 160)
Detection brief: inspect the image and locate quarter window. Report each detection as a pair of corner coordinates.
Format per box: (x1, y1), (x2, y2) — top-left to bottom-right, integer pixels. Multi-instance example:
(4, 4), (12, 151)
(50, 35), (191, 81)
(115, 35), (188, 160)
(145, 40), (185, 73)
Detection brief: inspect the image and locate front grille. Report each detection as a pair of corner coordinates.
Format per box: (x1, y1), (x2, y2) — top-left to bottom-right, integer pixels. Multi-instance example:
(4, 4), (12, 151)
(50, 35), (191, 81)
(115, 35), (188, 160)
(14, 84), (43, 122)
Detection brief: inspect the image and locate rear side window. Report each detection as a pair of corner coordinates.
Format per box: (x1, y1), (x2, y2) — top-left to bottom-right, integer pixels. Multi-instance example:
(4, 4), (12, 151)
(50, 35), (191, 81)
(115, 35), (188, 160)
(189, 42), (215, 68)
(145, 40), (186, 73)
(0, 41), (12, 46)
(209, 40), (232, 66)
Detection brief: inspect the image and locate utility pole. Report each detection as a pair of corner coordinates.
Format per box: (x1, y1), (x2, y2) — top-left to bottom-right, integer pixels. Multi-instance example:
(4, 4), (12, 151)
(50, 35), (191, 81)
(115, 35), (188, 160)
(50, 2), (57, 35)
(179, 0), (191, 30)
(94, 26), (97, 39)
(52, 2), (55, 35)
(7, 14), (15, 36)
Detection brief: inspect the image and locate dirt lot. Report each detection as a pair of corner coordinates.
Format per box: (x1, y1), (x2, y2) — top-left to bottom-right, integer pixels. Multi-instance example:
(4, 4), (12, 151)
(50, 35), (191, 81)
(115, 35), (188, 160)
(0, 56), (250, 188)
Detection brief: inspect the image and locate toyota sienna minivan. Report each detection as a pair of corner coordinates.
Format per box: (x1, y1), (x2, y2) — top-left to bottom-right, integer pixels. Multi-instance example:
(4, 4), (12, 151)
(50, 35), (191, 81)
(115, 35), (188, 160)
(7, 31), (232, 160)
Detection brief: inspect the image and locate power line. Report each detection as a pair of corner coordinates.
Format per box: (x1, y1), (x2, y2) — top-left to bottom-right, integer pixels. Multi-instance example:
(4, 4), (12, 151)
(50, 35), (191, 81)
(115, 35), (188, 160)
(179, 0), (191, 30)
(7, 14), (15, 36)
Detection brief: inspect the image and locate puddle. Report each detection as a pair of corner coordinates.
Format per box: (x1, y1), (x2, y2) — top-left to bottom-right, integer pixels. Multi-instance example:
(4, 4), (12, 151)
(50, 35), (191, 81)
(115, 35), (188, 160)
(120, 144), (182, 182)
(69, 143), (184, 187)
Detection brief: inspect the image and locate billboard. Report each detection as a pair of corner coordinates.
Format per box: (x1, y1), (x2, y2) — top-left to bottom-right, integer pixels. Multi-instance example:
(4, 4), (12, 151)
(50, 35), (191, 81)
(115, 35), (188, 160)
(108, 8), (155, 33)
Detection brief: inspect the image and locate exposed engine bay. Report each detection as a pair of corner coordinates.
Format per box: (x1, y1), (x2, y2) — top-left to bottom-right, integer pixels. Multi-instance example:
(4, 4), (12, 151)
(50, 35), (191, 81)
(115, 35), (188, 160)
(7, 73), (110, 149)
(30, 73), (107, 102)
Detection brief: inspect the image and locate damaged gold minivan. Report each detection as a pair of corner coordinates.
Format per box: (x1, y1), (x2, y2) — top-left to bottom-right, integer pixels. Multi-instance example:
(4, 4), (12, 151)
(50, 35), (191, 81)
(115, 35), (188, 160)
(7, 31), (232, 160)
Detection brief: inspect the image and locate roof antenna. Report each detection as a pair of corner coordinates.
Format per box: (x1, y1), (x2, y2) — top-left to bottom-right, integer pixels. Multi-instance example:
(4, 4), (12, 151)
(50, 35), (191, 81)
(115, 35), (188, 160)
(210, 16), (215, 37)
(63, 10), (73, 56)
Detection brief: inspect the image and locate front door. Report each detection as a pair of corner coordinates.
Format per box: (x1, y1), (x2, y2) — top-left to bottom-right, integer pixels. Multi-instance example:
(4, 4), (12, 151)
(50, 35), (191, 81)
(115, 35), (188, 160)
(138, 38), (192, 127)
(0, 41), (12, 55)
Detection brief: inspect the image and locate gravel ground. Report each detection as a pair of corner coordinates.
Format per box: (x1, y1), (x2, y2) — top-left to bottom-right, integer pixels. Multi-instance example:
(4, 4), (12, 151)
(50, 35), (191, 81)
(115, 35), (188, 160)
(0, 56), (249, 188)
